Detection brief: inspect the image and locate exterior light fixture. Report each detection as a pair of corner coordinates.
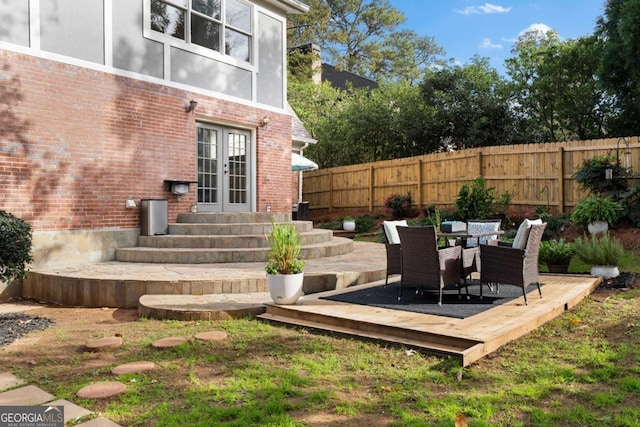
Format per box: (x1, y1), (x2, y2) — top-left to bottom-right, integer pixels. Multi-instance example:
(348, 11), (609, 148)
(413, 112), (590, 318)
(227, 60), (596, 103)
(260, 116), (270, 127)
(185, 100), (198, 113)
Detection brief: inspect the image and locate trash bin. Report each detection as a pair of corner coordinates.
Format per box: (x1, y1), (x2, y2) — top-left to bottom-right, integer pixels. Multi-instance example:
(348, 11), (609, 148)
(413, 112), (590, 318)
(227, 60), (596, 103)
(140, 199), (168, 236)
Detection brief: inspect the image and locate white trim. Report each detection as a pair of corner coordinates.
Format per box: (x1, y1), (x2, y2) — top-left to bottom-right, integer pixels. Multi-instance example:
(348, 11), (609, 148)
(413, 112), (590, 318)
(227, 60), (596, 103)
(0, 41), (288, 115)
(29, 0), (40, 50)
(142, 0), (256, 73)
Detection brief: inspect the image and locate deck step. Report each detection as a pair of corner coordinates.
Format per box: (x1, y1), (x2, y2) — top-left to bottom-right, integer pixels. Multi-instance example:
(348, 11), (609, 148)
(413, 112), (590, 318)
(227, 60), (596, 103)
(257, 312), (483, 363)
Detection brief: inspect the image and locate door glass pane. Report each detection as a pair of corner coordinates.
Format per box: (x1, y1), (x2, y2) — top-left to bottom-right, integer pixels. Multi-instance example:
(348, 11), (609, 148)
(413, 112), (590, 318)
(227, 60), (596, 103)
(197, 127), (218, 204)
(151, 0), (185, 40)
(227, 132), (247, 204)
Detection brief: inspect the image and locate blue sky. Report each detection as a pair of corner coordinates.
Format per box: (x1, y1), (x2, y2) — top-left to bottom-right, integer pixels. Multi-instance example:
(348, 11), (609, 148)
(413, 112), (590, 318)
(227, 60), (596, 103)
(390, 0), (607, 75)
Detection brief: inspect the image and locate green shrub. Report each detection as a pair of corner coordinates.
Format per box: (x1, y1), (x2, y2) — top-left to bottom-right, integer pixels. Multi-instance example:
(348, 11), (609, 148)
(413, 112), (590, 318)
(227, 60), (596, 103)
(355, 216), (375, 233)
(384, 193), (412, 219)
(573, 154), (630, 198)
(0, 211), (33, 283)
(573, 234), (626, 267)
(456, 177), (513, 221)
(570, 195), (623, 226)
(539, 239), (575, 266)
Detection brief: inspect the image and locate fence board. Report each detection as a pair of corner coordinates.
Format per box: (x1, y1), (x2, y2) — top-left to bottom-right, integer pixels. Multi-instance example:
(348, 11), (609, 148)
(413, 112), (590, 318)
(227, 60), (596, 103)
(301, 137), (640, 215)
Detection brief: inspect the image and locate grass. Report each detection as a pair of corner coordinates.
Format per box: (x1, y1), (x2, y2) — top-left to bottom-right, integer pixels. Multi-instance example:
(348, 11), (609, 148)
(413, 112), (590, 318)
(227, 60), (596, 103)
(4, 281), (639, 427)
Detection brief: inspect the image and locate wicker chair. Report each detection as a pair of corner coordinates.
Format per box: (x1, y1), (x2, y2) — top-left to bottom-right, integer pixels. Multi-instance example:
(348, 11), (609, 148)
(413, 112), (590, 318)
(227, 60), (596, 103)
(479, 223), (547, 305)
(293, 201), (309, 220)
(382, 220), (407, 286)
(396, 226), (463, 305)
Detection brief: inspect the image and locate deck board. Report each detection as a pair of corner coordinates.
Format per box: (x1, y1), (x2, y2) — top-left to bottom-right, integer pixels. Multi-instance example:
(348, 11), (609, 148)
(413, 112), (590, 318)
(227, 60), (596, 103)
(259, 273), (601, 366)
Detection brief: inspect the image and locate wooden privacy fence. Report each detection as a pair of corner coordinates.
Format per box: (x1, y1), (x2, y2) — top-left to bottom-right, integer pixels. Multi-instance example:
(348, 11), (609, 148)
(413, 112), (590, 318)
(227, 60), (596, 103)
(302, 137), (640, 215)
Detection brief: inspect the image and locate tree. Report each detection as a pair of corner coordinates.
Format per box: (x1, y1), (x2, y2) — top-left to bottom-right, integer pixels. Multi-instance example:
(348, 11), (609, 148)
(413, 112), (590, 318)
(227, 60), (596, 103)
(287, 0), (444, 83)
(506, 30), (611, 142)
(421, 57), (515, 150)
(596, 0), (640, 135)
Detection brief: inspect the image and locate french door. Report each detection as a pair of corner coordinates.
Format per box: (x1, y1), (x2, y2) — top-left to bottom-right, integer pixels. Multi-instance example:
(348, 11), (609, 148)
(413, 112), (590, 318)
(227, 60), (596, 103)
(196, 123), (252, 212)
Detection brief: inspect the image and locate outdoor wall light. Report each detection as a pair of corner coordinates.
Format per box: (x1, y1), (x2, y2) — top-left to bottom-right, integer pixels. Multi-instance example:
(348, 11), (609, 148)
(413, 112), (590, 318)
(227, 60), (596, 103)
(185, 99), (198, 113)
(260, 116), (270, 127)
(125, 198), (136, 209)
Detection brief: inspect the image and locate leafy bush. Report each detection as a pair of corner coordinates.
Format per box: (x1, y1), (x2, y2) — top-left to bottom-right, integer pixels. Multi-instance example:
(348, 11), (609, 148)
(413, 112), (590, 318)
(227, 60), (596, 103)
(573, 234), (626, 267)
(0, 211), (33, 283)
(355, 216), (375, 233)
(570, 195), (623, 226)
(543, 213), (573, 240)
(573, 154), (630, 198)
(456, 177), (513, 221)
(265, 223), (304, 275)
(384, 193), (413, 219)
(539, 239), (575, 266)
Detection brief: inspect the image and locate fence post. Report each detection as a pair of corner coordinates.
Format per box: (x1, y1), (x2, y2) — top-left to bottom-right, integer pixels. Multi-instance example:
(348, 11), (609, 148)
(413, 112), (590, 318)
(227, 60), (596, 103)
(557, 147), (565, 213)
(369, 165), (374, 212)
(416, 159), (423, 209)
(477, 151), (483, 176)
(329, 170), (333, 213)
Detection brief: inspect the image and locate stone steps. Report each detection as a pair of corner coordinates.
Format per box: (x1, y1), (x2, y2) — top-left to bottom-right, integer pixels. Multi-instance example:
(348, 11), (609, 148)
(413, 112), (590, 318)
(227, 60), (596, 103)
(115, 212), (354, 264)
(138, 228), (332, 249)
(116, 237), (354, 263)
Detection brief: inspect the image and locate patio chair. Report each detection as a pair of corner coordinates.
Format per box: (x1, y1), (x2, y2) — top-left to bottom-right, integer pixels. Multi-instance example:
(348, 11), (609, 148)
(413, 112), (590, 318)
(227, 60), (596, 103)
(396, 226), (464, 305)
(293, 201), (310, 220)
(382, 220), (407, 286)
(479, 222), (547, 305)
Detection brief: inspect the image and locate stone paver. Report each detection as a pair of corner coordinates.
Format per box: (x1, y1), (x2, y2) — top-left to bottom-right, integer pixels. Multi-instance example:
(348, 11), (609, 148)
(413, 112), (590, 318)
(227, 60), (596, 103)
(152, 337), (188, 348)
(111, 361), (155, 375)
(45, 398), (92, 423)
(0, 372), (24, 391)
(77, 382), (126, 399)
(0, 385), (55, 405)
(76, 416), (122, 427)
(85, 337), (123, 351)
(195, 331), (228, 341)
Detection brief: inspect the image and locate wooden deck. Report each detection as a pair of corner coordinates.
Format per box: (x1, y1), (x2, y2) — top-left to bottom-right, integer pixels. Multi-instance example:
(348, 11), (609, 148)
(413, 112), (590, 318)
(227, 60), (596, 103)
(258, 273), (602, 366)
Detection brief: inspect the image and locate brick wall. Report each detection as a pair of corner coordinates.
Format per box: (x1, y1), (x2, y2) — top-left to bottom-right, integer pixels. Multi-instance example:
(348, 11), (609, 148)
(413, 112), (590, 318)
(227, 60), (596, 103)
(0, 50), (292, 231)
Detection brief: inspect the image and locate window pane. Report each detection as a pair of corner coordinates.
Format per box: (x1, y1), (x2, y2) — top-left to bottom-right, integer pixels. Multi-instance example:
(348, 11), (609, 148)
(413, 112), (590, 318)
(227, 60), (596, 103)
(225, 29), (249, 61)
(150, 0), (185, 40)
(192, 0), (221, 20)
(192, 14), (220, 51)
(226, 0), (250, 33)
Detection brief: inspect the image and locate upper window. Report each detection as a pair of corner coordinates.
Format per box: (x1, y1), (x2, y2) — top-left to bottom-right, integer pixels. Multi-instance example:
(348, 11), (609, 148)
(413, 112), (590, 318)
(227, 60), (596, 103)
(150, 0), (252, 62)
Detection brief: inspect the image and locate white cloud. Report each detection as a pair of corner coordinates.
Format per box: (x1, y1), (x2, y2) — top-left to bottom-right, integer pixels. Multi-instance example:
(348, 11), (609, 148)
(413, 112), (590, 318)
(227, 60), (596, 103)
(519, 23), (554, 37)
(457, 3), (511, 15)
(480, 38), (503, 49)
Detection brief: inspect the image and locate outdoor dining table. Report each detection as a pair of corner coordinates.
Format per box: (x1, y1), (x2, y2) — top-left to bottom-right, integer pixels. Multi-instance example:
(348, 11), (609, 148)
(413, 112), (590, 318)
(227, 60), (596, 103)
(436, 229), (505, 248)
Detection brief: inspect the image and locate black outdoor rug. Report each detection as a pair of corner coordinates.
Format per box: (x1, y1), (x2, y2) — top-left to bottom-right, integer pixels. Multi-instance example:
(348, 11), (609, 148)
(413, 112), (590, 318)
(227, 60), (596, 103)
(321, 282), (540, 319)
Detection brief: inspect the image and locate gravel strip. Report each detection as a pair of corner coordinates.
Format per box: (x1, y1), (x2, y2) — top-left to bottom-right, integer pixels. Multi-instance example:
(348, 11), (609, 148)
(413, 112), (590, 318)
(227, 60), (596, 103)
(0, 313), (54, 347)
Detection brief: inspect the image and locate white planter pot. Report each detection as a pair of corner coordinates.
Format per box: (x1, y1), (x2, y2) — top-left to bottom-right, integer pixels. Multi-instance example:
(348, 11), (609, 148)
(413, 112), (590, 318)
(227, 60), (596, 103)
(343, 221), (356, 231)
(590, 265), (619, 279)
(588, 221), (608, 235)
(267, 273), (304, 305)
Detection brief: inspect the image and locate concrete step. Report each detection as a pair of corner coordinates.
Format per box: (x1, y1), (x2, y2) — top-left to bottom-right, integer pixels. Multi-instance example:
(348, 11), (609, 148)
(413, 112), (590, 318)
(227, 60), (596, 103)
(139, 228), (333, 249)
(176, 212), (289, 224)
(167, 221), (314, 236)
(115, 237), (354, 264)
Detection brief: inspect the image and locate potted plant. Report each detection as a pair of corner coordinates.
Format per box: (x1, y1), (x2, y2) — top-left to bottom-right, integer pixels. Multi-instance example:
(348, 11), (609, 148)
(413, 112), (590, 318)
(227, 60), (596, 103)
(573, 233), (625, 279)
(342, 217), (356, 231)
(539, 239), (575, 273)
(570, 195), (623, 234)
(265, 222), (305, 304)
